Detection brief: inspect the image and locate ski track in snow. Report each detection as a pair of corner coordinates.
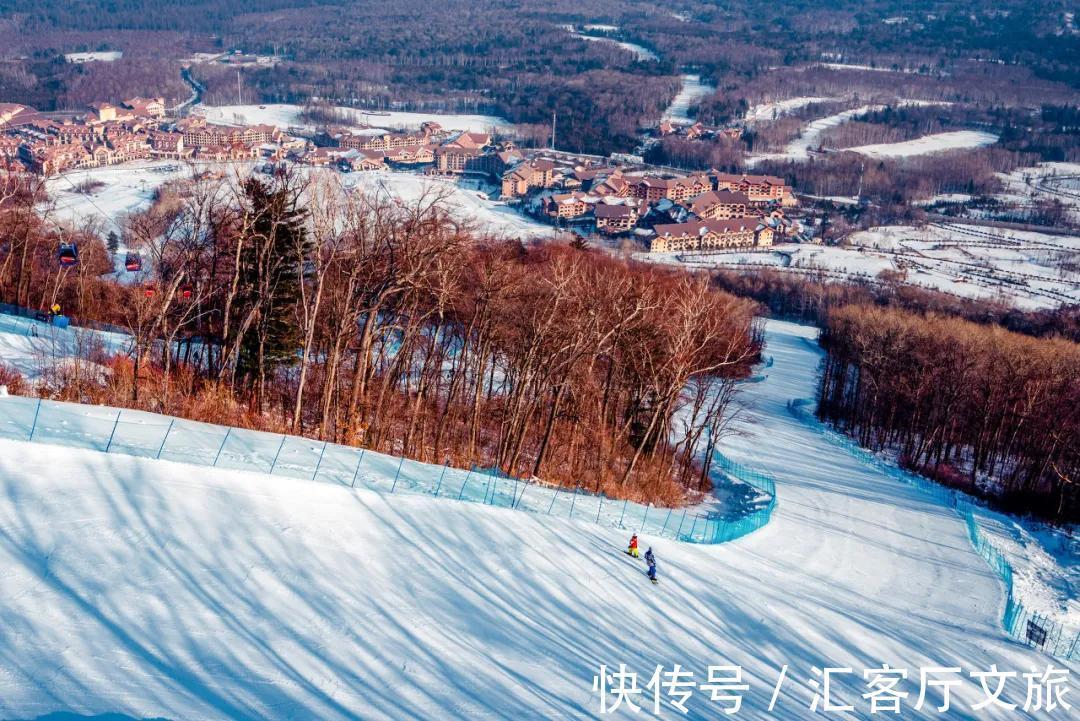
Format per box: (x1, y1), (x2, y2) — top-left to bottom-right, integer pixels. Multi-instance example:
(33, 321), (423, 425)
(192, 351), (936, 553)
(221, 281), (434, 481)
(844, 131), (999, 159)
(0, 320), (1072, 720)
(661, 74), (715, 125)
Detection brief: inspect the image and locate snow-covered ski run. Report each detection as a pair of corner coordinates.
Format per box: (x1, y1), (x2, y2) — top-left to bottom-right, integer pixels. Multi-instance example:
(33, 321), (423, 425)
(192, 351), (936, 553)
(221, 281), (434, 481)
(0, 319), (1072, 720)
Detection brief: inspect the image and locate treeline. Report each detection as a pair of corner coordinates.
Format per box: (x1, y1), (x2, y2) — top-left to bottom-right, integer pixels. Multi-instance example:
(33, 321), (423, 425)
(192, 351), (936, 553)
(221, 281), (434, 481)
(710, 267), (1080, 343)
(0, 171), (760, 505)
(818, 306), (1080, 523)
(757, 146), (1038, 204)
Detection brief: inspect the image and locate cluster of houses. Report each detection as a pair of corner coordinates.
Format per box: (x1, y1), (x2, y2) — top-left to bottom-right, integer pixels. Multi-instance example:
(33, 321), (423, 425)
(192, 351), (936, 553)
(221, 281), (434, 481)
(0, 99), (315, 174)
(308, 124), (522, 176)
(527, 166), (798, 251)
(0, 96), (803, 252)
(655, 120), (744, 143)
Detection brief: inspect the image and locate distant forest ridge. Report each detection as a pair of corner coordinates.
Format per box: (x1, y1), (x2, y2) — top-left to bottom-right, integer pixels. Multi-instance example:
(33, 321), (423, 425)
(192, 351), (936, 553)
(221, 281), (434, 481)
(0, 1), (1078, 154)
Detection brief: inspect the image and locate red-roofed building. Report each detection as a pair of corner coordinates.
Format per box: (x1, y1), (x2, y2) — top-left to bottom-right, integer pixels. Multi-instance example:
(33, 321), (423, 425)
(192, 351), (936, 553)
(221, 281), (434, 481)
(650, 218), (773, 252)
(711, 172), (791, 204)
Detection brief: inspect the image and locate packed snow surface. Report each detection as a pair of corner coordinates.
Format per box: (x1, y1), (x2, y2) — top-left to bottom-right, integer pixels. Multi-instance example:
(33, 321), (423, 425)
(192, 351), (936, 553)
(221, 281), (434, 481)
(0, 320), (1069, 720)
(996, 162), (1080, 224)
(42, 163), (549, 241)
(339, 171), (552, 239)
(569, 34), (658, 61)
(748, 101), (949, 165)
(661, 74), (715, 125)
(64, 51), (123, 63)
(660, 223), (1080, 310)
(845, 130), (999, 159)
(195, 104), (512, 134)
(743, 97), (836, 124)
(44, 160), (196, 233)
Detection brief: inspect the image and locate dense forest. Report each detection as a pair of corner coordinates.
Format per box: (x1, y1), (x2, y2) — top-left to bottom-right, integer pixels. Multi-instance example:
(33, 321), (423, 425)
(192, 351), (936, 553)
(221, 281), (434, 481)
(0, 172), (760, 505)
(2, 1), (1079, 153)
(817, 305), (1080, 523)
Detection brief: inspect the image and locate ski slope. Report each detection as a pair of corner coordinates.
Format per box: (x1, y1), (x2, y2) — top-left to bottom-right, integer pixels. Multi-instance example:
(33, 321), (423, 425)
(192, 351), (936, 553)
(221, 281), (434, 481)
(0, 321), (1070, 720)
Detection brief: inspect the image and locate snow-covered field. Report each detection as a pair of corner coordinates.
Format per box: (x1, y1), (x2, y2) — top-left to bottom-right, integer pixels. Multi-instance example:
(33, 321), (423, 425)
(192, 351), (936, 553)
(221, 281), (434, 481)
(0, 314), (131, 382)
(749, 105), (883, 164)
(661, 223), (1080, 310)
(338, 171), (551, 239)
(845, 130), (999, 159)
(848, 223), (1080, 309)
(0, 320), (1071, 719)
(817, 62), (921, 74)
(661, 74), (715, 125)
(972, 505), (1079, 642)
(743, 96), (837, 124)
(996, 162), (1080, 224)
(64, 50), (123, 63)
(43, 160), (197, 234)
(42, 162), (550, 242)
(747, 101), (949, 165)
(195, 104), (512, 134)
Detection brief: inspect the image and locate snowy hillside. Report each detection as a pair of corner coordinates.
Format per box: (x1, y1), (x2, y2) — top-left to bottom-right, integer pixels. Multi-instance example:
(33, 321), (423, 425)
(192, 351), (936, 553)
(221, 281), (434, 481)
(659, 222), (1080, 311)
(0, 320), (1070, 720)
(42, 163), (551, 243)
(845, 130), (999, 159)
(195, 104), (511, 134)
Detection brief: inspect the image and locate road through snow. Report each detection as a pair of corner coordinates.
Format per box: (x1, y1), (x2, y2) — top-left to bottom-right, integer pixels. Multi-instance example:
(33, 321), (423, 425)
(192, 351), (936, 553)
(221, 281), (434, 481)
(0, 320), (1070, 720)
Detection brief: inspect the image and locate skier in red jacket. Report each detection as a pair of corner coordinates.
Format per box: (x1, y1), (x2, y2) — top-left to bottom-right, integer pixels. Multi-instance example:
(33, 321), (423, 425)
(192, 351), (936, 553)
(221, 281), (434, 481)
(627, 533), (640, 558)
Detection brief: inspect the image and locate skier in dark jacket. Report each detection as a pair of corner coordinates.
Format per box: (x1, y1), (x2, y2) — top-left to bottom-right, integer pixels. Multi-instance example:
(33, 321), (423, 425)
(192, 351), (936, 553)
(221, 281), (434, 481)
(645, 547), (657, 582)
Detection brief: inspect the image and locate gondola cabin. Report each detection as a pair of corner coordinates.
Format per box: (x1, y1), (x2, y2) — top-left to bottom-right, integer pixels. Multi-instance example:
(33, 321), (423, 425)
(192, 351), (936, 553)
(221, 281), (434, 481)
(125, 253), (142, 272)
(58, 243), (78, 267)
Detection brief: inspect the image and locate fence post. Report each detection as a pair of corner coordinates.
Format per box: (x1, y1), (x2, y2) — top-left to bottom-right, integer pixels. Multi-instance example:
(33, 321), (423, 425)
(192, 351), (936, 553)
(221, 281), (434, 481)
(311, 441), (329, 481)
(619, 499), (629, 527)
(675, 510), (688, 539)
(390, 456), (406, 493)
(269, 435), (288, 474)
(350, 449), (366, 488)
(433, 460), (449, 497)
(596, 494), (604, 523)
(104, 410), (122, 452)
(212, 428), (232, 466)
(640, 505), (650, 532)
(514, 482), (529, 509)
(547, 485), (562, 514)
(687, 514), (699, 541)
(156, 419), (175, 459)
(568, 482), (580, 519)
(661, 508), (674, 534)
(27, 398), (43, 441)
(457, 466), (474, 500)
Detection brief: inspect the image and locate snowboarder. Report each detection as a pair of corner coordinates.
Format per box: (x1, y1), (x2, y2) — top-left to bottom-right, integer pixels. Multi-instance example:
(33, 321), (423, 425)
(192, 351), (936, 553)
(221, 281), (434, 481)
(627, 534), (640, 558)
(645, 547), (657, 584)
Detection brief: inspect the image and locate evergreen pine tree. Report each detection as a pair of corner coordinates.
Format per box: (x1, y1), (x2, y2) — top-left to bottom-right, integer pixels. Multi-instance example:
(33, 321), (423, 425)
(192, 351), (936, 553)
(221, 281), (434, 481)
(235, 178), (311, 390)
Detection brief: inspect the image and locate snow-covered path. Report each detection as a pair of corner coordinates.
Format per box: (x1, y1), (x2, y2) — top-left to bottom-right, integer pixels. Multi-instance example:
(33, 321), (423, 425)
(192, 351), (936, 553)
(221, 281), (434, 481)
(0, 320), (1069, 720)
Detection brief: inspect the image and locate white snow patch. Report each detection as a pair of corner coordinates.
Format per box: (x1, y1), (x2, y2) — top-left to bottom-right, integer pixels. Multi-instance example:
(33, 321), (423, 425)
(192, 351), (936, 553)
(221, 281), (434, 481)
(338, 171), (552, 239)
(661, 74), (715, 125)
(64, 51), (123, 63)
(844, 130), (998, 159)
(43, 160), (198, 234)
(744, 96), (837, 124)
(195, 104), (512, 134)
(570, 34), (658, 61)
